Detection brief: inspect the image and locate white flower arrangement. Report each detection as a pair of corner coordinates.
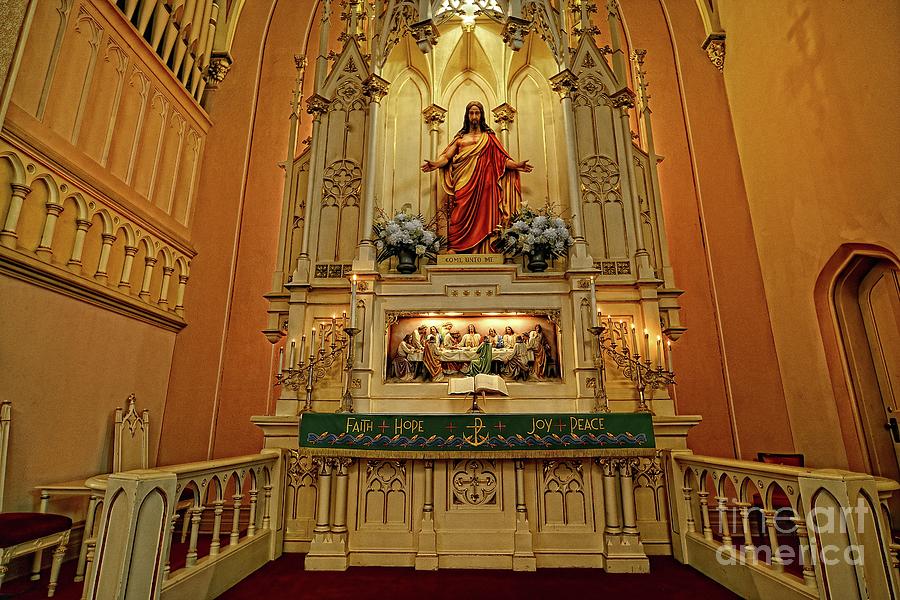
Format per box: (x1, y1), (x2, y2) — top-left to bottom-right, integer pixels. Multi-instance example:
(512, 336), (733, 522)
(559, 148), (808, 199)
(499, 204), (574, 258)
(373, 209), (444, 263)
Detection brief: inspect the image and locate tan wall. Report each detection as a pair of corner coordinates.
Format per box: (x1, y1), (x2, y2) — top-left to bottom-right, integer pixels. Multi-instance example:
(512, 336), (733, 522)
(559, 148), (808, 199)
(0, 275), (172, 511)
(714, 0), (900, 468)
(622, 0), (792, 460)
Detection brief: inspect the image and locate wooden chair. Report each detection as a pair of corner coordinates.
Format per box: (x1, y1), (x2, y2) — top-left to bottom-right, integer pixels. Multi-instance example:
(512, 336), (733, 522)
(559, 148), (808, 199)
(35, 394), (190, 586)
(0, 401), (72, 597)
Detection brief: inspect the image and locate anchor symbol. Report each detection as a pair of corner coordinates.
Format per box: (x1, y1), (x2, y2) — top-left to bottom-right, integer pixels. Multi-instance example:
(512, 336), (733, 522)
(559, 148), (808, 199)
(463, 417), (489, 447)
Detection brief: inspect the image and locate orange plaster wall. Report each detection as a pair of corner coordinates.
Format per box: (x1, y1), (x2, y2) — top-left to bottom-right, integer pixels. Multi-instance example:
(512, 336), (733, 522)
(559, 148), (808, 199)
(157, 1), (279, 464)
(211, 2), (304, 458)
(0, 275), (172, 511)
(715, 0), (900, 468)
(623, 0), (792, 459)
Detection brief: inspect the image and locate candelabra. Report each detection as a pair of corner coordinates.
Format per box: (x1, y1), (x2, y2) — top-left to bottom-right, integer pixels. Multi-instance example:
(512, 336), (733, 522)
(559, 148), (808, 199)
(587, 321), (675, 414)
(276, 321), (354, 414)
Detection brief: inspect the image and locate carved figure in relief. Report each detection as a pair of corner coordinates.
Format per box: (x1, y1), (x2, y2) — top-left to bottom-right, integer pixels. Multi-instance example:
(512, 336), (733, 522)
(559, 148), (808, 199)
(461, 323), (481, 348)
(527, 324), (550, 379)
(421, 101), (534, 253)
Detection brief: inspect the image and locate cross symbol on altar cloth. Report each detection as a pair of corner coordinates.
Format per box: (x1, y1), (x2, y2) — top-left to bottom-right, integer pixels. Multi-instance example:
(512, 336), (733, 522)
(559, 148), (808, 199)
(446, 421), (457, 434)
(494, 421), (506, 434)
(555, 419), (567, 432)
(377, 420), (390, 434)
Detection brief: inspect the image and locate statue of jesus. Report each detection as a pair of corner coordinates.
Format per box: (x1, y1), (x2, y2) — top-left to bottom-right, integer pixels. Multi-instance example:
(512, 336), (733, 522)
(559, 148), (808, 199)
(421, 101), (533, 253)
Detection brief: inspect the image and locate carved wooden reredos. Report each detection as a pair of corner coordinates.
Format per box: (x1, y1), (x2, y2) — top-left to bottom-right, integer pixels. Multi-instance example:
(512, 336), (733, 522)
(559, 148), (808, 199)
(266, 0), (684, 411)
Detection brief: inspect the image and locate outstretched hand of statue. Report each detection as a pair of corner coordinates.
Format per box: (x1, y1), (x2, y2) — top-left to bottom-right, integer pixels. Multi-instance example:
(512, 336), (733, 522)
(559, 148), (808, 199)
(421, 159), (440, 173)
(513, 159), (534, 173)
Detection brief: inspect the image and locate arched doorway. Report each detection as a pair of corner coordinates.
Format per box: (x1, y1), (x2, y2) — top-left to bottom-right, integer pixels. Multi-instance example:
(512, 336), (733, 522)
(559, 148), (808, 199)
(832, 252), (900, 483)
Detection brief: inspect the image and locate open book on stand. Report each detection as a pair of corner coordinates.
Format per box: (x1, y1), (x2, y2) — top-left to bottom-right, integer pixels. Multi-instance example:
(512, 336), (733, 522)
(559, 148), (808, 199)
(448, 374), (509, 397)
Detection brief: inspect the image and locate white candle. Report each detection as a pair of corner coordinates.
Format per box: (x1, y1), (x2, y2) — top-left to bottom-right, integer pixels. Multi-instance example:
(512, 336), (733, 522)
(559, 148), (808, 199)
(589, 277), (598, 327)
(288, 341), (295, 368)
(310, 327), (316, 356)
(350, 274), (358, 329)
(656, 335), (662, 369)
(667, 340), (674, 372)
(643, 329), (650, 360)
(299, 334), (306, 362)
(278, 347), (284, 372)
(630, 323), (637, 352)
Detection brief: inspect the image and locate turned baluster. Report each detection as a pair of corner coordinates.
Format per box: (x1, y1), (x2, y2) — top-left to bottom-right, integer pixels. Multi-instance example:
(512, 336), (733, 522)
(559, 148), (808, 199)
(698, 490), (713, 541)
(764, 510), (784, 571)
(262, 482), (272, 531)
(185, 505), (203, 567)
(793, 515), (818, 587)
(162, 512), (179, 580)
(736, 501), (756, 560)
(94, 233), (116, 283)
(209, 499), (225, 556)
(158, 266), (175, 308)
(247, 489), (258, 537)
(174, 273), (189, 315)
(139, 256), (157, 301)
(229, 493), (242, 545)
(716, 494), (733, 549)
(67, 218), (92, 270)
(118, 245), (138, 290)
(682, 486), (696, 533)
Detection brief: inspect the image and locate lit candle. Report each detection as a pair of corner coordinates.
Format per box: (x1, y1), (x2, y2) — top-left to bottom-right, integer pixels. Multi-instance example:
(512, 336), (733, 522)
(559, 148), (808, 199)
(350, 274), (358, 329)
(342, 311), (347, 329)
(643, 329), (650, 360)
(656, 335), (662, 369)
(299, 334), (306, 362)
(288, 340), (295, 367)
(630, 323), (637, 352)
(310, 327), (316, 356)
(278, 347), (284, 372)
(667, 339), (673, 372)
(589, 277), (599, 327)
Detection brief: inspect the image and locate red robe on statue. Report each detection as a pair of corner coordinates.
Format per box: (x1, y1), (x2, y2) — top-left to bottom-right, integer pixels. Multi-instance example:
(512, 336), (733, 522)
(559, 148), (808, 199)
(442, 132), (522, 253)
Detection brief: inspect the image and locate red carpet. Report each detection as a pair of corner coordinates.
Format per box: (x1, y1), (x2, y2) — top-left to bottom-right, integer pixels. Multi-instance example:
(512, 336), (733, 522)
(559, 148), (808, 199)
(3, 552), (738, 599)
(220, 554), (739, 600)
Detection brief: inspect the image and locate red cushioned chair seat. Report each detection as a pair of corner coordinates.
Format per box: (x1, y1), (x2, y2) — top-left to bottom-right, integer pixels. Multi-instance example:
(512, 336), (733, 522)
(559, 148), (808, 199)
(0, 512), (72, 547)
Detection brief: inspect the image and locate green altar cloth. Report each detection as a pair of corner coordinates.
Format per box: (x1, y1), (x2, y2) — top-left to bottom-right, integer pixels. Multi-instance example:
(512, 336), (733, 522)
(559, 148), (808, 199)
(299, 412), (655, 458)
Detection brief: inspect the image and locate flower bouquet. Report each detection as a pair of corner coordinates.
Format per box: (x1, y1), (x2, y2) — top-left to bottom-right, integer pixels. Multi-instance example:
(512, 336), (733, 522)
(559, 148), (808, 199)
(373, 209), (444, 273)
(498, 204), (574, 271)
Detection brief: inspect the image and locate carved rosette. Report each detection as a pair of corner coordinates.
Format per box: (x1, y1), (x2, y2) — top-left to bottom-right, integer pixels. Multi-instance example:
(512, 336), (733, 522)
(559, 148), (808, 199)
(550, 69), (579, 99)
(410, 19), (439, 54)
(702, 33), (726, 72)
(451, 459), (498, 506)
(362, 74), (390, 103)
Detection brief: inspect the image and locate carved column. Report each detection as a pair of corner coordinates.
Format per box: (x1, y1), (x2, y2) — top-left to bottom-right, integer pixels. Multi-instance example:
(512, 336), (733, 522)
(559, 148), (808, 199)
(174, 273), (189, 316)
(698, 490), (713, 540)
(422, 104), (446, 220)
(138, 256), (157, 301)
(604, 458), (648, 572)
(550, 70), (592, 270)
(185, 505), (203, 567)
(415, 460), (438, 570)
(68, 219), (92, 271)
(0, 183), (30, 248)
(330, 458), (352, 537)
(512, 459), (536, 571)
(209, 499), (225, 556)
(605, 0), (627, 82)
(306, 457), (349, 570)
(94, 233), (116, 283)
(601, 458), (622, 537)
(610, 88), (653, 280)
(118, 245), (138, 290)
(35, 202), (64, 259)
(492, 103), (516, 148)
(157, 265), (175, 308)
(353, 74), (390, 274)
(619, 459), (639, 538)
(295, 94), (331, 283)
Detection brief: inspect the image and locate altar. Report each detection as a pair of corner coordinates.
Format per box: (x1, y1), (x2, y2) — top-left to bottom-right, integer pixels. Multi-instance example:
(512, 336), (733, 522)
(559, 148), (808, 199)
(256, 0), (691, 574)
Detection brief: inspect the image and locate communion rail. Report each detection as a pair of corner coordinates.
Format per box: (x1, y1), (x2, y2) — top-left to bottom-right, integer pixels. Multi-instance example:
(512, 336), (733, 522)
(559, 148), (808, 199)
(667, 451), (900, 600)
(82, 450), (284, 600)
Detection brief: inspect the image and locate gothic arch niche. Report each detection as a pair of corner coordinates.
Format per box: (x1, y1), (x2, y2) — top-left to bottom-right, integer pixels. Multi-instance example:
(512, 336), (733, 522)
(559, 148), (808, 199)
(828, 247), (900, 485)
(379, 69), (431, 218)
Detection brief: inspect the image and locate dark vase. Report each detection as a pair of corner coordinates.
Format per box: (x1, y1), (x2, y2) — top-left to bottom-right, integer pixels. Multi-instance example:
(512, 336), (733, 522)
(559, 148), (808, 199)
(396, 248), (418, 274)
(527, 249), (548, 272)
